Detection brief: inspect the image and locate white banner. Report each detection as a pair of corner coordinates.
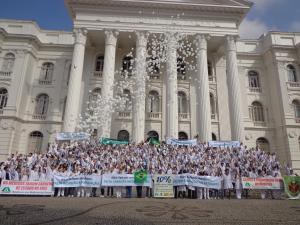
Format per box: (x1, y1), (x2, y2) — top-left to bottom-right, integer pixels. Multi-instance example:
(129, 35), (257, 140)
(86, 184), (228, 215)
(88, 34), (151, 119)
(173, 174), (222, 189)
(0, 180), (53, 195)
(53, 175), (101, 188)
(101, 174), (152, 187)
(56, 132), (90, 141)
(242, 177), (282, 190)
(208, 141), (240, 148)
(166, 138), (198, 146)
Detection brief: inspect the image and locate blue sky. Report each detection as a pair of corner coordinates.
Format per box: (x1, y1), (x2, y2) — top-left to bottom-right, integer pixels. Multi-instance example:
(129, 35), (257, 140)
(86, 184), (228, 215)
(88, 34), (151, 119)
(0, 0), (299, 39)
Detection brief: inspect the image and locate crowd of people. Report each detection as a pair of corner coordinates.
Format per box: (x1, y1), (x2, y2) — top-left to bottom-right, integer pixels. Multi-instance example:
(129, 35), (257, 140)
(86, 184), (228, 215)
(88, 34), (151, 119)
(0, 141), (297, 199)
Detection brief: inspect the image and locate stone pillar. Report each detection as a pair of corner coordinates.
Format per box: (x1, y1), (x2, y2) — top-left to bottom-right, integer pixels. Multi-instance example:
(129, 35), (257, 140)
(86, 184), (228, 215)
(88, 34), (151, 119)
(166, 33), (178, 139)
(226, 35), (244, 141)
(195, 34), (212, 142)
(297, 43), (300, 62)
(101, 30), (119, 138)
(132, 31), (148, 143)
(63, 28), (87, 132)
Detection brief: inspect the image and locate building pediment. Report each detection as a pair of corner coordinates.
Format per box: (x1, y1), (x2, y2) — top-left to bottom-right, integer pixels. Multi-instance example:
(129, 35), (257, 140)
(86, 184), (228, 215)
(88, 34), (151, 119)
(65, 0), (253, 35)
(66, 0), (252, 8)
(66, 0), (252, 14)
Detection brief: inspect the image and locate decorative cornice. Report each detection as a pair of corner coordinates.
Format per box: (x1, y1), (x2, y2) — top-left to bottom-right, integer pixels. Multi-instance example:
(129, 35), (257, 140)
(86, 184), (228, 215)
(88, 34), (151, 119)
(66, 0), (252, 10)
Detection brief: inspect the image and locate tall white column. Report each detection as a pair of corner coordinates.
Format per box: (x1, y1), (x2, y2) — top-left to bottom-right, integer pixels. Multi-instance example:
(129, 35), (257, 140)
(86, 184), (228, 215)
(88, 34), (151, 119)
(226, 35), (244, 141)
(132, 31), (148, 143)
(166, 33), (178, 139)
(101, 30), (119, 138)
(195, 34), (212, 142)
(63, 28), (87, 132)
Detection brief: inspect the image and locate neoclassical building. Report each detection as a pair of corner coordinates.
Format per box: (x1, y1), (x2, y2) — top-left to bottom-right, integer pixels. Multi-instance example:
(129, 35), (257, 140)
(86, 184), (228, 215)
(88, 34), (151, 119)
(0, 0), (299, 172)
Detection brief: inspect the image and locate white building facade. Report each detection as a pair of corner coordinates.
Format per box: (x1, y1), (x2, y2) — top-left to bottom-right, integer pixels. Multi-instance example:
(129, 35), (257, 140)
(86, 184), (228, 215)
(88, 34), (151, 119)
(0, 0), (300, 172)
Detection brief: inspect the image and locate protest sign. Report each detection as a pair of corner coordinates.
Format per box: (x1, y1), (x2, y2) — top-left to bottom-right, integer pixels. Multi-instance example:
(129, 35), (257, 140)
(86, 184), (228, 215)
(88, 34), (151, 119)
(101, 138), (129, 145)
(56, 132), (90, 141)
(53, 175), (101, 188)
(208, 141), (240, 148)
(173, 174), (222, 189)
(166, 138), (197, 146)
(101, 174), (152, 187)
(242, 177), (282, 190)
(153, 174), (174, 198)
(0, 180), (53, 195)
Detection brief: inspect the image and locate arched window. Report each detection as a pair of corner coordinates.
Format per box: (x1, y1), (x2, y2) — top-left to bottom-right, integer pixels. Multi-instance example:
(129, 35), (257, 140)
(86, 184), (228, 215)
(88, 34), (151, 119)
(147, 130), (159, 141)
(35, 94), (49, 115)
(122, 56), (134, 76)
(287, 64), (297, 82)
(212, 133), (217, 141)
(148, 90), (160, 112)
(177, 57), (186, 79)
(0, 88), (8, 109)
(248, 71), (260, 89)
(95, 55), (104, 72)
(117, 130), (130, 141)
(1, 53), (15, 72)
(178, 131), (188, 140)
(292, 100), (300, 119)
(210, 93), (216, 119)
(249, 101), (264, 122)
(178, 91), (188, 114)
(28, 131), (43, 153)
(256, 137), (270, 152)
(40, 63), (54, 84)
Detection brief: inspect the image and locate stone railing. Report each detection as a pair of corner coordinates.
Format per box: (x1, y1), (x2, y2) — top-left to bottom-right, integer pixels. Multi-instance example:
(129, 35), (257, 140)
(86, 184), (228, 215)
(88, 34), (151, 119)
(287, 82), (300, 89)
(32, 114), (47, 120)
(118, 111), (131, 119)
(147, 112), (162, 120)
(149, 74), (160, 80)
(249, 87), (262, 93)
(39, 80), (52, 85)
(179, 113), (190, 121)
(0, 71), (12, 77)
(253, 121), (267, 127)
(94, 71), (103, 78)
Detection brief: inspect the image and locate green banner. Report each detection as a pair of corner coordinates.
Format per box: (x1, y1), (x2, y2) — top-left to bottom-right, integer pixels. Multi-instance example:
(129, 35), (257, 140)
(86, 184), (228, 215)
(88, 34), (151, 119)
(100, 138), (129, 145)
(149, 137), (160, 145)
(283, 176), (300, 199)
(134, 170), (148, 184)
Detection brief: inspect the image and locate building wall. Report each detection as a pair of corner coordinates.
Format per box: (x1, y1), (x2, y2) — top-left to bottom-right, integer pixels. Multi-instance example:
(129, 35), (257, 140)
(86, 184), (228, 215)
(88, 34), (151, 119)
(0, 19), (300, 172)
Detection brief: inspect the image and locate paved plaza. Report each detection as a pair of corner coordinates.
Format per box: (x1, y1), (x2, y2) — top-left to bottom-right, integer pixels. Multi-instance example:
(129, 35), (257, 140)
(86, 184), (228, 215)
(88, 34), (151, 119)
(0, 197), (299, 225)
